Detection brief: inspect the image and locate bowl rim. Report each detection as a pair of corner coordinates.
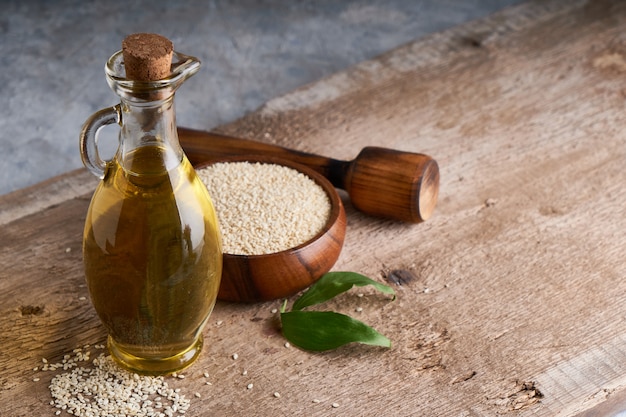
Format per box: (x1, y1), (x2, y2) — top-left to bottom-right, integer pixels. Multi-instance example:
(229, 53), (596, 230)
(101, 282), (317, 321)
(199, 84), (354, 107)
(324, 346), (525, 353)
(194, 154), (345, 259)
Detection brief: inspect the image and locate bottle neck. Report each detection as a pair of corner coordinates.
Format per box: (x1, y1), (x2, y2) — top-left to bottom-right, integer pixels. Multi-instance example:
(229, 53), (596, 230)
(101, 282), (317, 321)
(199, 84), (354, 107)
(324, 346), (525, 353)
(117, 95), (183, 176)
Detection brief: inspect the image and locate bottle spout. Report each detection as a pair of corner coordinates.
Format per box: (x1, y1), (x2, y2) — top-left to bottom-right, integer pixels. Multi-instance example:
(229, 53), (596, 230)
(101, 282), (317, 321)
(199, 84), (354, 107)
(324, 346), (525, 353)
(169, 51), (201, 84)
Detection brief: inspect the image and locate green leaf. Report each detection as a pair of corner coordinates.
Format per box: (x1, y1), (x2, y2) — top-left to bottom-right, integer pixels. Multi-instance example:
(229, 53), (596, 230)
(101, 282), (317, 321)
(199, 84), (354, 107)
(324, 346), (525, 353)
(280, 310), (391, 351)
(292, 271), (395, 311)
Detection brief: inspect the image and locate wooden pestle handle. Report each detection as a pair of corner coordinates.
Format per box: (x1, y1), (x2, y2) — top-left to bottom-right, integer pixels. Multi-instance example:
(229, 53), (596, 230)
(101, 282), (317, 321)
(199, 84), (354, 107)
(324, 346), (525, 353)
(178, 127), (439, 223)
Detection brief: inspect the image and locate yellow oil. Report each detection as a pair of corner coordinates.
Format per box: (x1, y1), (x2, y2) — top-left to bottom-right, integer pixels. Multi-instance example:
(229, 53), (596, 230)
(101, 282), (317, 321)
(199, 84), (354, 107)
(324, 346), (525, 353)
(83, 146), (222, 375)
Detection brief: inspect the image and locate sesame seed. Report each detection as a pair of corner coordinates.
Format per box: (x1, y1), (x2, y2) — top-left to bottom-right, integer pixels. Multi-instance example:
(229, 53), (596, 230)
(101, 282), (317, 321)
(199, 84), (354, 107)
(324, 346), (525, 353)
(247, 383), (254, 390)
(313, 399), (321, 403)
(355, 307), (363, 312)
(198, 162), (331, 255)
(79, 296), (87, 301)
(332, 403), (340, 408)
(242, 370), (247, 376)
(284, 342), (291, 348)
(43, 346), (193, 416)
(194, 392), (201, 398)
(232, 353), (239, 360)
(271, 308), (278, 314)
(273, 392), (281, 398)
(203, 372), (209, 378)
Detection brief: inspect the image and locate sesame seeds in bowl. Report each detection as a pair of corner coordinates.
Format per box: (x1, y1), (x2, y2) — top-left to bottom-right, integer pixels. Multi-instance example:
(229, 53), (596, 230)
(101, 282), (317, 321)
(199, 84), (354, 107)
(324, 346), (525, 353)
(199, 161), (331, 256)
(196, 156), (346, 303)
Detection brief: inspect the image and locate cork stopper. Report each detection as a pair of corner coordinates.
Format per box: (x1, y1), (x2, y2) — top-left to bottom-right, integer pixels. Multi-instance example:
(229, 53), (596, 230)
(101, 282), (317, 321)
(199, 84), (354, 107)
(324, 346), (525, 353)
(122, 33), (174, 81)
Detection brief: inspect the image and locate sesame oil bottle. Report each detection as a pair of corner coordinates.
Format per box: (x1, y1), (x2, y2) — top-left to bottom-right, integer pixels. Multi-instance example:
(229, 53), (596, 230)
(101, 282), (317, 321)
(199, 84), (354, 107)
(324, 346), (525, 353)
(79, 34), (222, 375)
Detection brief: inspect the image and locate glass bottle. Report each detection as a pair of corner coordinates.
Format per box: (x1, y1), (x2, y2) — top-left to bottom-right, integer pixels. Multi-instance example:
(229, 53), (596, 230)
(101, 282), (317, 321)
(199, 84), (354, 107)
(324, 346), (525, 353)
(79, 39), (222, 375)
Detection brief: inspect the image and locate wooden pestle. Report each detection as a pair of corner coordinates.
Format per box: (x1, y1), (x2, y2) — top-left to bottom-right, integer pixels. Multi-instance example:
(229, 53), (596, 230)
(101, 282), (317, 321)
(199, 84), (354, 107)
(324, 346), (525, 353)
(178, 127), (439, 223)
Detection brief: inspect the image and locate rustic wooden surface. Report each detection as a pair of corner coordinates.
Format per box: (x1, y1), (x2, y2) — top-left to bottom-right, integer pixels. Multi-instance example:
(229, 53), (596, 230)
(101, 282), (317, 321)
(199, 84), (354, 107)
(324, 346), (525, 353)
(1, 0), (625, 415)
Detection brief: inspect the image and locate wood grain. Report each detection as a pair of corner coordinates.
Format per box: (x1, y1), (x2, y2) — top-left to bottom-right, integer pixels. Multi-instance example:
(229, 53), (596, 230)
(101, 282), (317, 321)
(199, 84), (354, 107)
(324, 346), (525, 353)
(2, 0), (626, 415)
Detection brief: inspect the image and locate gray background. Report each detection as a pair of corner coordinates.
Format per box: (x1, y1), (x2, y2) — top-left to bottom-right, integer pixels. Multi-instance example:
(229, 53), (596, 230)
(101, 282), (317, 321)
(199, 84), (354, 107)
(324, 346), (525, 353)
(0, 0), (521, 196)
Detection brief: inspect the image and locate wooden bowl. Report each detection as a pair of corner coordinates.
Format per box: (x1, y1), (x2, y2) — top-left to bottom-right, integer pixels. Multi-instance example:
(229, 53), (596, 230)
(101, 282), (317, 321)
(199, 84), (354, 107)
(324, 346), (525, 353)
(195, 155), (347, 303)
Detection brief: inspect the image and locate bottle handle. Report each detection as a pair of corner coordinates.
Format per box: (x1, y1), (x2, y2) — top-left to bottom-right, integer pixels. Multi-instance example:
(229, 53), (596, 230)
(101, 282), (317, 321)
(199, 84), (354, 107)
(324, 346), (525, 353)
(79, 105), (121, 178)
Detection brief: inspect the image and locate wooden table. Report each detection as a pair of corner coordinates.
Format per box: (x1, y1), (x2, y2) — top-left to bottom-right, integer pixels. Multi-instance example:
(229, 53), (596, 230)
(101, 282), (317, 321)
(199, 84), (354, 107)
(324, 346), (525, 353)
(2, 0), (625, 415)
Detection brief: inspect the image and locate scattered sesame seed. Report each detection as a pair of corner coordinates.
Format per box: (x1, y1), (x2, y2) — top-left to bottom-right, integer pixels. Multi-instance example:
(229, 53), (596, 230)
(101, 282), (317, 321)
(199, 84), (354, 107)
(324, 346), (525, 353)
(271, 308), (278, 314)
(79, 296), (87, 301)
(203, 372), (209, 378)
(232, 353), (239, 360)
(177, 374), (185, 379)
(206, 382), (212, 386)
(332, 403), (340, 408)
(284, 342), (291, 348)
(247, 383), (254, 390)
(242, 370), (248, 376)
(42, 358), (48, 363)
(273, 392), (281, 398)
(33, 377), (40, 382)
(357, 293), (364, 298)
(355, 307), (363, 312)
(65, 247), (72, 253)
(313, 399), (321, 403)
(42, 347), (192, 416)
(33, 367), (38, 371)
(194, 392), (201, 398)
(216, 320), (223, 326)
